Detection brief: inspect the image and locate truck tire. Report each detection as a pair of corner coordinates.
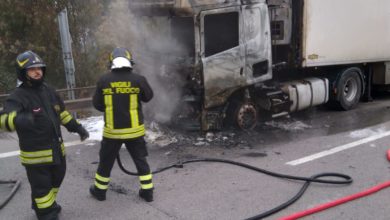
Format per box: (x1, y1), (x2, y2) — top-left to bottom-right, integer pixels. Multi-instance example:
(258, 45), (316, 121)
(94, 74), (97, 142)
(236, 102), (257, 130)
(225, 100), (258, 130)
(333, 68), (363, 110)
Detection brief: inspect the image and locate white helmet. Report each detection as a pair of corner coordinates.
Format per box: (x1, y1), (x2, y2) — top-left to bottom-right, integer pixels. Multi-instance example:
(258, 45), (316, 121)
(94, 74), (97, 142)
(111, 57), (132, 69)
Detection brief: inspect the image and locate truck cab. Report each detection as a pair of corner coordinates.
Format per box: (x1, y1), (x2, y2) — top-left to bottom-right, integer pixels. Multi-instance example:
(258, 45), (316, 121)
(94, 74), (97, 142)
(131, 0), (277, 130)
(129, 0), (390, 131)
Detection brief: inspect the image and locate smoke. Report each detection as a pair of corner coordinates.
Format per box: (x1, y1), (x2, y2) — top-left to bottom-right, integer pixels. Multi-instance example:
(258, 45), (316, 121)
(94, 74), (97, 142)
(95, 0), (189, 124)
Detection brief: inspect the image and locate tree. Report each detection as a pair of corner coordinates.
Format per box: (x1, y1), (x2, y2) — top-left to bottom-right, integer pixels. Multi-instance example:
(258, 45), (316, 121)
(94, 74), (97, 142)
(0, 0), (110, 94)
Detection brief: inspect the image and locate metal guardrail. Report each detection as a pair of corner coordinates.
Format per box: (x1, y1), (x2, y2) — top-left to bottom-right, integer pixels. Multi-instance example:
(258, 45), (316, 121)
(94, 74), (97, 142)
(64, 97), (93, 110)
(56, 86), (96, 100)
(0, 86), (95, 111)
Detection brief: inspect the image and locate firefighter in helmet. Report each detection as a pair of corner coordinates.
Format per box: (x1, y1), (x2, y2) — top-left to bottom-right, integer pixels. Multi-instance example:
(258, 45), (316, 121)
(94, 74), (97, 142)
(89, 47), (154, 202)
(0, 50), (89, 220)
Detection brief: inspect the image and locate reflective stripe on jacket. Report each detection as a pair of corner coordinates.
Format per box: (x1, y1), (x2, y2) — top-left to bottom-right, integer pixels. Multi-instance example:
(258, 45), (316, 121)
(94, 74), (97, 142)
(19, 143), (65, 165)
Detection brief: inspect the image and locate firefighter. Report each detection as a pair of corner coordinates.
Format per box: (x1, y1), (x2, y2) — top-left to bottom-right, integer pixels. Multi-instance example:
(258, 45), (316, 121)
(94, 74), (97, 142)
(0, 50), (89, 220)
(89, 47), (154, 202)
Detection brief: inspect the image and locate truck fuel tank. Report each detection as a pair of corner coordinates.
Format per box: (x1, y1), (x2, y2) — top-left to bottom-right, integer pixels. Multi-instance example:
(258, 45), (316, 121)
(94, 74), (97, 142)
(281, 78), (329, 112)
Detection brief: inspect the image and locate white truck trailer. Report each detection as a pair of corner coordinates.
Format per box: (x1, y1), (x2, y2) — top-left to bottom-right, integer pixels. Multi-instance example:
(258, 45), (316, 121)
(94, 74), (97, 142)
(130, 0), (390, 131)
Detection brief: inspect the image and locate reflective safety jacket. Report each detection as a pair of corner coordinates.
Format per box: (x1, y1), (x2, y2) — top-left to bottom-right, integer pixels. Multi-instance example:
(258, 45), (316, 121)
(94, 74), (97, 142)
(0, 83), (81, 166)
(93, 69), (153, 140)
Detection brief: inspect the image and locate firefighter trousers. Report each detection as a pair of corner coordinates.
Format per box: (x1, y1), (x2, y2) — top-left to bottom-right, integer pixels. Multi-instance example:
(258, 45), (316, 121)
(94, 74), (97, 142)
(96, 136), (151, 180)
(25, 156), (66, 219)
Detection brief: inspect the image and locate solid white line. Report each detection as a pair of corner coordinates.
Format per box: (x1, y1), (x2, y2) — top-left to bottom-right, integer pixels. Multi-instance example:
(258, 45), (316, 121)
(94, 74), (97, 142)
(0, 150), (20, 158)
(64, 140), (86, 147)
(286, 130), (390, 166)
(0, 140), (94, 159)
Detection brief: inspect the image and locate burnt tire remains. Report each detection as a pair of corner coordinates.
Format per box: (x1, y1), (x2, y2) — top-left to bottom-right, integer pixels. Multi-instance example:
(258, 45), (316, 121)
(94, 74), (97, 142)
(235, 102), (258, 130)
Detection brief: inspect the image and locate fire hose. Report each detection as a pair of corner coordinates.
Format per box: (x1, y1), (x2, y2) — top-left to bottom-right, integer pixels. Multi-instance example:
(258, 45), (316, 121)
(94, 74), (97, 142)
(0, 180), (21, 210)
(278, 180), (390, 220)
(116, 154), (353, 220)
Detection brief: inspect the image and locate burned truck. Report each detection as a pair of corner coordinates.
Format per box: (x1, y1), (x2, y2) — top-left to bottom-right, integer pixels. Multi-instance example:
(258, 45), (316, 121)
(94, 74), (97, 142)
(130, 0), (390, 131)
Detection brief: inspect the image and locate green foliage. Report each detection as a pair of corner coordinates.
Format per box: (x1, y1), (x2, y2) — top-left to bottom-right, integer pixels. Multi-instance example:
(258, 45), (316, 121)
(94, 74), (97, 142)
(0, 0), (111, 93)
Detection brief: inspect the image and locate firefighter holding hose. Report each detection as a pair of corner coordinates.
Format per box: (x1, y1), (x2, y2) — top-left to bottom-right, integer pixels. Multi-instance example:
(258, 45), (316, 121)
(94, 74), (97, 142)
(89, 47), (155, 202)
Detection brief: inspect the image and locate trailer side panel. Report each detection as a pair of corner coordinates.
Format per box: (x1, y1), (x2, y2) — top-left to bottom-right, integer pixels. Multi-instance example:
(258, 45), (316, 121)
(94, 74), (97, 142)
(302, 0), (390, 67)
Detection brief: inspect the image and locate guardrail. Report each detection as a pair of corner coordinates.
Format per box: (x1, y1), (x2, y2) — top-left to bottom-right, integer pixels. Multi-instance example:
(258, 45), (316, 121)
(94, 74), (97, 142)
(64, 97), (93, 110)
(0, 86), (95, 111)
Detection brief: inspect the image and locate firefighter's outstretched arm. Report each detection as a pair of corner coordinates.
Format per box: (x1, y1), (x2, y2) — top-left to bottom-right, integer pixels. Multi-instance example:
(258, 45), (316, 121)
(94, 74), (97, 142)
(54, 91), (89, 141)
(0, 98), (27, 132)
(0, 110), (17, 132)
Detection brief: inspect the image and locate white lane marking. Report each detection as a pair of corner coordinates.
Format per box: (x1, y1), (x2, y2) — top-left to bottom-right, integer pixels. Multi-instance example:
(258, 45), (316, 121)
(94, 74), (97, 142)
(0, 140), (95, 159)
(286, 130), (390, 166)
(64, 140), (92, 147)
(0, 151), (20, 158)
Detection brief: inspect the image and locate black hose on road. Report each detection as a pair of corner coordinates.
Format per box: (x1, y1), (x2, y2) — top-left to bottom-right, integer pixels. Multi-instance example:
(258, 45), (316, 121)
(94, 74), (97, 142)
(0, 180), (21, 209)
(117, 154), (352, 220)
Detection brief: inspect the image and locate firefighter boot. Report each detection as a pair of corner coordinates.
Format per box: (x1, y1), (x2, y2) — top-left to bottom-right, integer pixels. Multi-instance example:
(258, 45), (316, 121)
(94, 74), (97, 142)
(53, 203), (62, 214)
(139, 188), (153, 202)
(89, 185), (106, 201)
(33, 203), (61, 219)
(33, 204), (61, 213)
(37, 211), (59, 220)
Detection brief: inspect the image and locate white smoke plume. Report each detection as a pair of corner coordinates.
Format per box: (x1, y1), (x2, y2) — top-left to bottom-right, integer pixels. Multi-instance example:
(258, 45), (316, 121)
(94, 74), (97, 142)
(95, 0), (188, 124)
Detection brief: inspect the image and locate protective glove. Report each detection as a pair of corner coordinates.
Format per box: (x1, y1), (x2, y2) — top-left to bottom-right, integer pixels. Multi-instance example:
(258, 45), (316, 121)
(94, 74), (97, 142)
(76, 125), (89, 141)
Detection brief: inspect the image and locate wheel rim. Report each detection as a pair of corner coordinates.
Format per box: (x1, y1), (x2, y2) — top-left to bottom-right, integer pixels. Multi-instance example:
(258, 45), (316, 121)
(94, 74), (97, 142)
(236, 103), (257, 130)
(343, 77), (358, 102)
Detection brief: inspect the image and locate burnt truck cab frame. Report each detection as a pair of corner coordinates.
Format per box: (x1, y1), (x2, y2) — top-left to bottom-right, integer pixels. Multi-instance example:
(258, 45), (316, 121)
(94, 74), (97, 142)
(130, 0), (390, 131)
(131, 0), (275, 131)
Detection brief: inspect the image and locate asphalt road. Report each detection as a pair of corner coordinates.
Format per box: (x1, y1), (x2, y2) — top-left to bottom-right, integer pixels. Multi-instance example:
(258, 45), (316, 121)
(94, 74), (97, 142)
(1, 96), (390, 220)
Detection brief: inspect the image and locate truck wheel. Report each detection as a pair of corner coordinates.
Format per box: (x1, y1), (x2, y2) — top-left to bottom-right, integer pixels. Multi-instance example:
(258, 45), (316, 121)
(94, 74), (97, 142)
(334, 68), (362, 110)
(235, 102), (258, 130)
